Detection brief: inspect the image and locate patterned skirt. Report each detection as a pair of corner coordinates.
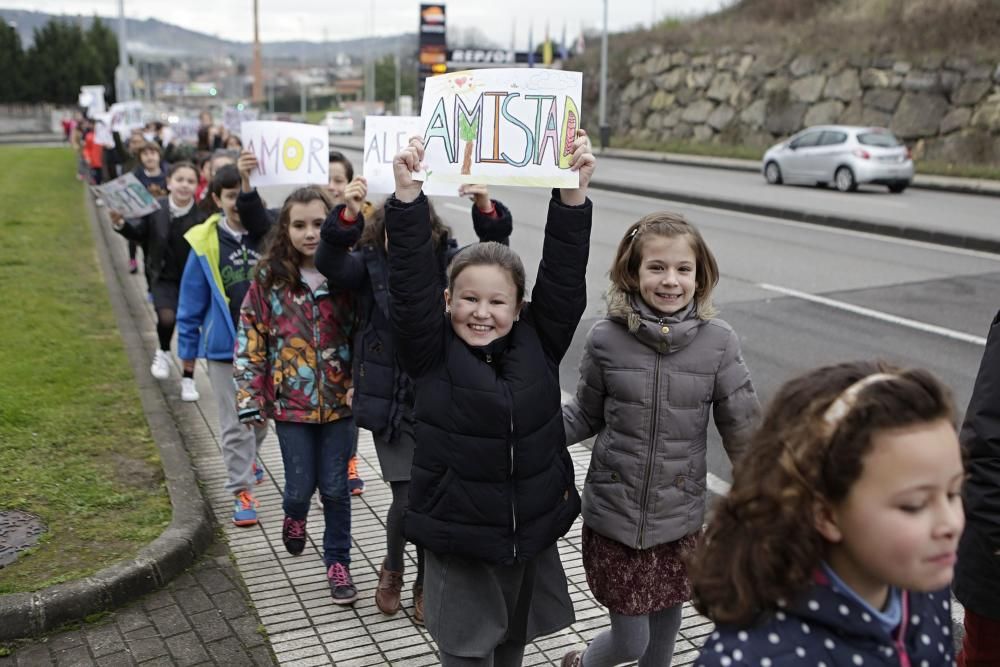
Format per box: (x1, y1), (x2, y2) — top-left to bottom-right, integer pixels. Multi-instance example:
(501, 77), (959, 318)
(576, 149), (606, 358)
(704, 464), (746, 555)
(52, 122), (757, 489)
(582, 524), (698, 616)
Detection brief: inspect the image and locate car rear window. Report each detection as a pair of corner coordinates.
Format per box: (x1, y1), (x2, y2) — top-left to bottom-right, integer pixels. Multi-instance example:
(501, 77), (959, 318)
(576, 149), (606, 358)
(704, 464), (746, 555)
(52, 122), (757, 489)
(857, 132), (901, 147)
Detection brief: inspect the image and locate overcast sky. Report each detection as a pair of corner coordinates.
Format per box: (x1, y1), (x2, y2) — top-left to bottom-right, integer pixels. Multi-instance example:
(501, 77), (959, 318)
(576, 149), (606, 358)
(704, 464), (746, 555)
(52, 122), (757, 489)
(10, 0), (729, 45)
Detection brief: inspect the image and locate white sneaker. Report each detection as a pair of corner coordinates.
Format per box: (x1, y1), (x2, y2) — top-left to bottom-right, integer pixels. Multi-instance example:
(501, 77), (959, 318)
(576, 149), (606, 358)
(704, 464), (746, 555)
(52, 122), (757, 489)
(180, 377), (200, 402)
(150, 350), (170, 379)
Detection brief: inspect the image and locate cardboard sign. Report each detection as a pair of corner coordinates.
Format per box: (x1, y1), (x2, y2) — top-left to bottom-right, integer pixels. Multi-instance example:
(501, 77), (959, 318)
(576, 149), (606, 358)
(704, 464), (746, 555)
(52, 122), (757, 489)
(362, 116), (451, 196)
(108, 101), (144, 135)
(242, 121), (329, 187)
(93, 113), (115, 148)
(79, 85), (106, 117)
(223, 107), (259, 135)
(419, 68), (582, 188)
(92, 173), (161, 218)
(169, 119), (201, 145)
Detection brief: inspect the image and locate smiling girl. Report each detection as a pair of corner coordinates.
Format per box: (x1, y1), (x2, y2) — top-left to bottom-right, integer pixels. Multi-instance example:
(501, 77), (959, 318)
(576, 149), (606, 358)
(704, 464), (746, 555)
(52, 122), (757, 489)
(690, 361), (964, 666)
(235, 186), (358, 606)
(561, 212), (761, 667)
(111, 161), (207, 400)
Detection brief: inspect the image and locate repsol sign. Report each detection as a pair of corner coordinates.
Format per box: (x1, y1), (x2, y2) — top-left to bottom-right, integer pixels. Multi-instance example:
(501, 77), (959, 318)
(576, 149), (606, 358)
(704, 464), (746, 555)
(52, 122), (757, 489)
(449, 49), (516, 64)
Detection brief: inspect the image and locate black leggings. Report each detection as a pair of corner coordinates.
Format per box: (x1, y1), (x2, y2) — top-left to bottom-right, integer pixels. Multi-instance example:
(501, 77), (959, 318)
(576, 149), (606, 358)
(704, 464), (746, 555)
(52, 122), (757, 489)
(156, 308), (176, 352)
(386, 480), (424, 586)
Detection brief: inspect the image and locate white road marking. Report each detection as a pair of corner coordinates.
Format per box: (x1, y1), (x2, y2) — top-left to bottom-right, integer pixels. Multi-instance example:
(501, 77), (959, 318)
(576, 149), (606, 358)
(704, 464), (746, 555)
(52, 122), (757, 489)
(560, 391), (733, 496)
(597, 189), (1000, 261)
(443, 202), (470, 214)
(758, 282), (988, 346)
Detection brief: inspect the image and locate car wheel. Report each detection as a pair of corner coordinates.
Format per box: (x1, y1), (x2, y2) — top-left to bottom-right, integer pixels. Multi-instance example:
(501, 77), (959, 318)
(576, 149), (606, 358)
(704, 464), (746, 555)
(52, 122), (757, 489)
(764, 161), (783, 185)
(834, 166), (857, 192)
(888, 182), (908, 194)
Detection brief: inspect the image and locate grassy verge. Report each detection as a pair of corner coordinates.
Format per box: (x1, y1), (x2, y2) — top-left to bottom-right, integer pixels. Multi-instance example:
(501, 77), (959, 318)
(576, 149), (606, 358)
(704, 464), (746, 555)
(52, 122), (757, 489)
(0, 147), (171, 595)
(604, 135), (1000, 182)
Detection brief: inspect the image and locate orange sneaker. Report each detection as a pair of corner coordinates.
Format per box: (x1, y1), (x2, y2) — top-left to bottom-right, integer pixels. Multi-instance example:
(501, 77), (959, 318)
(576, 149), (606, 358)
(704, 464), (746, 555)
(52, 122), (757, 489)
(347, 455), (365, 496)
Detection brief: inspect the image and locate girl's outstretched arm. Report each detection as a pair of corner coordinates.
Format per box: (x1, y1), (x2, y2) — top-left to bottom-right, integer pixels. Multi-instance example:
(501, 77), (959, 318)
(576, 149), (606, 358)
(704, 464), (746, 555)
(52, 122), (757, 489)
(315, 177), (368, 290)
(526, 130), (596, 363)
(459, 184), (514, 245)
(385, 137), (445, 378)
(234, 279), (271, 424)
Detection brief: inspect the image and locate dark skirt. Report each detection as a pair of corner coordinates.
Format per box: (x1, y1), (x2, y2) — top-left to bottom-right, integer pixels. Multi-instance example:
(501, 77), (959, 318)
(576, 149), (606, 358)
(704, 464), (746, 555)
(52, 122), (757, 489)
(372, 408), (416, 482)
(424, 543), (575, 657)
(582, 523), (697, 616)
(150, 279), (179, 312)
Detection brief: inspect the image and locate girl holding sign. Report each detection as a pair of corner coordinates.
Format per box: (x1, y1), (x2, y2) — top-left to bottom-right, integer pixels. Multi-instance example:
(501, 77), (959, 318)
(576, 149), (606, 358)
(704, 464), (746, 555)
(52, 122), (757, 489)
(315, 175), (513, 623)
(111, 162), (207, 401)
(234, 186), (358, 605)
(385, 133), (594, 666)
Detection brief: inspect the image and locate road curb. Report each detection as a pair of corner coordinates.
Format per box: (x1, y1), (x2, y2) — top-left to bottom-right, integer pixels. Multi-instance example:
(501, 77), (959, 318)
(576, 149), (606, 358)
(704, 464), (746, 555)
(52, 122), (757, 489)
(589, 178), (1000, 255)
(0, 191), (214, 641)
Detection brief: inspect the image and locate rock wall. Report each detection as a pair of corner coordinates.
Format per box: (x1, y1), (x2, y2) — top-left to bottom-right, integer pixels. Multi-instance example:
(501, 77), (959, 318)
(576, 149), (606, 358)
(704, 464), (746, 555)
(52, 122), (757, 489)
(615, 47), (1000, 164)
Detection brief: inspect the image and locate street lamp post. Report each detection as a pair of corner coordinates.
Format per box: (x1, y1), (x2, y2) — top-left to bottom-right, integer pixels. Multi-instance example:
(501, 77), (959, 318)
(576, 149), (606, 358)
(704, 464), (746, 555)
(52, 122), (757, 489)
(598, 0), (609, 151)
(115, 0), (131, 102)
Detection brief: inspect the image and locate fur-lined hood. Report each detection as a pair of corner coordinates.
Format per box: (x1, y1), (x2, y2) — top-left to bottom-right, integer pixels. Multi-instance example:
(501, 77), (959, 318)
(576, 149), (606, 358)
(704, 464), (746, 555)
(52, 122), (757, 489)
(604, 284), (705, 353)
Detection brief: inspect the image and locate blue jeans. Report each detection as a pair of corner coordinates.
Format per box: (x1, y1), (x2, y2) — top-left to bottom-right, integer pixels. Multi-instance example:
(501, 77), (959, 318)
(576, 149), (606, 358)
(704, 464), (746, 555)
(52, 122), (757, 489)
(274, 419), (356, 566)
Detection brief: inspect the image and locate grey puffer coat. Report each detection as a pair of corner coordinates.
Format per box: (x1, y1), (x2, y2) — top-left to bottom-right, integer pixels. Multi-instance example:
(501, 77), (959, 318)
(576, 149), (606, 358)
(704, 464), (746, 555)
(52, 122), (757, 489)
(563, 286), (760, 550)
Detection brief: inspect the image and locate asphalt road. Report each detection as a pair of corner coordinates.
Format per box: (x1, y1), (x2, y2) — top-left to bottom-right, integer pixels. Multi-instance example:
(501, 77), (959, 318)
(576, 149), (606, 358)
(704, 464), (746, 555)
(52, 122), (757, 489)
(332, 142), (1000, 493)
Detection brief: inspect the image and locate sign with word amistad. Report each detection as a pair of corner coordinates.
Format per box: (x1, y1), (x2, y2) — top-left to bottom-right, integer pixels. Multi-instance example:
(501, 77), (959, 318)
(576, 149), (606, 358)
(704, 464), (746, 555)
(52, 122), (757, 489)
(362, 116), (451, 197)
(92, 173), (161, 218)
(419, 68), (582, 188)
(242, 121), (329, 187)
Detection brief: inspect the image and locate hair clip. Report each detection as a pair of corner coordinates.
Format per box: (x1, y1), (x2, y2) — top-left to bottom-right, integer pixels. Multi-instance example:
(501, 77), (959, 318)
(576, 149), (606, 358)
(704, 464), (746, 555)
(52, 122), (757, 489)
(822, 373), (896, 431)
(628, 226), (641, 240)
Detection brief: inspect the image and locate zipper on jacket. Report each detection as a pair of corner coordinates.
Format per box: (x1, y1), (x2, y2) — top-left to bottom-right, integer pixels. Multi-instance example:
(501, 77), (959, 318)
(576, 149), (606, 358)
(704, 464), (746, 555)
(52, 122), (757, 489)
(636, 352), (662, 548)
(501, 378), (517, 561)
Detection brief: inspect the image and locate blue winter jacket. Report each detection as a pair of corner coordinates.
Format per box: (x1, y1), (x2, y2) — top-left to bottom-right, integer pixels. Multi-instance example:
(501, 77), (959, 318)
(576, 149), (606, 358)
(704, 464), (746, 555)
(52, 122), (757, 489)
(696, 572), (956, 667)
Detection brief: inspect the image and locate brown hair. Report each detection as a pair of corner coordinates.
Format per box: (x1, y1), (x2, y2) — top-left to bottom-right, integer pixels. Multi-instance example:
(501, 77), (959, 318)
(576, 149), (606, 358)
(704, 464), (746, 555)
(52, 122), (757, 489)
(167, 161), (198, 181)
(360, 200), (453, 252)
(256, 186), (333, 292)
(447, 242), (526, 303)
(609, 212), (719, 319)
(138, 140), (162, 157)
(689, 360), (956, 626)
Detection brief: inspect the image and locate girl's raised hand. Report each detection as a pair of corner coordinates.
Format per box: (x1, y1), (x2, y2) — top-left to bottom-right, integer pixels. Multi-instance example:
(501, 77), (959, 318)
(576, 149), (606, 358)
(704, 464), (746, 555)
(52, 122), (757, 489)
(560, 129), (596, 207)
(458, 184), (491, 210)
(344, 177), (368, 220)
(237, 150), (258, 192)
(392, 136), (425, 204)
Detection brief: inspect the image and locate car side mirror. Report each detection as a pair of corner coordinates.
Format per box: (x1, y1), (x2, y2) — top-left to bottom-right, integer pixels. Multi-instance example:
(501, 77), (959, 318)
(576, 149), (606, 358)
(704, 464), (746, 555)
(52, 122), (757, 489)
(787, 143), (797, 150)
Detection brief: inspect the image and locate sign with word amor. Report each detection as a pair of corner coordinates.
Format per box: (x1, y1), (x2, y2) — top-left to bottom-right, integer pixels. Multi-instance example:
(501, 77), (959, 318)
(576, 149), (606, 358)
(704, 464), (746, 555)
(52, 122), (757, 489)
(92, 172), (161, 218)
(362, 116), (451, 196)
(242, 121), (329, 187)
(419, 68), (582, 188)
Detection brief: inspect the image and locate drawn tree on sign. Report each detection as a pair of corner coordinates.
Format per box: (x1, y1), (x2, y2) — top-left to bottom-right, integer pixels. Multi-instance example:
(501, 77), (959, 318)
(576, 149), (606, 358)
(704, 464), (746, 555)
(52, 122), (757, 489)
(459, 113), (479, 176)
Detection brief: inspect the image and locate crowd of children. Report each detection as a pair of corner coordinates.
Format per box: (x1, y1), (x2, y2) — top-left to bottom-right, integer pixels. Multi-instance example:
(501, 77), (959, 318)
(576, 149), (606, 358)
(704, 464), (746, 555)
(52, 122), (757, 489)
(87, 108), (997, 667)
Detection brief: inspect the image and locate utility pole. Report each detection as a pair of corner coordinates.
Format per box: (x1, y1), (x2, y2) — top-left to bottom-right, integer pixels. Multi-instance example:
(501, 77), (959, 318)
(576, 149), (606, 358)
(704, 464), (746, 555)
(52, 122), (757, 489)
(598, 0), (610, 151)
(252, 0), (263, 103)
(115, 0), (131, 102)
(394, 37), (401, 113)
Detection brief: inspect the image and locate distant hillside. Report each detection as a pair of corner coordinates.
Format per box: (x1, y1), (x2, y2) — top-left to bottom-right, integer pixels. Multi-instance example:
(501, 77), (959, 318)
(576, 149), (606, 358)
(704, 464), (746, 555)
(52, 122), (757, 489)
(0, 8), (416, 62)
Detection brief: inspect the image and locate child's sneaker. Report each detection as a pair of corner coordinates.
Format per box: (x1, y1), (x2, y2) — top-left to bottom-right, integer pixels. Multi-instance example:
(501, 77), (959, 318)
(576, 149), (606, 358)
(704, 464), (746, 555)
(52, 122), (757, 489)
(253, 458), (265, 485)
(347, 456), (365, 496)
(180, 377), (200, 402)
(232, 490), (259, 526)
(128, 258), (138, 274)
(282, 516), (307, 555)
(327, 563), (358, 605)
(150, 349), (170, 379)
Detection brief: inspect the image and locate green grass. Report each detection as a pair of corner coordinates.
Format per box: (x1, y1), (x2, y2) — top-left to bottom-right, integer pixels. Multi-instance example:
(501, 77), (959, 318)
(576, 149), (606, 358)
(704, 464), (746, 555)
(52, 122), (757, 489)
(0, 147), (171, 595)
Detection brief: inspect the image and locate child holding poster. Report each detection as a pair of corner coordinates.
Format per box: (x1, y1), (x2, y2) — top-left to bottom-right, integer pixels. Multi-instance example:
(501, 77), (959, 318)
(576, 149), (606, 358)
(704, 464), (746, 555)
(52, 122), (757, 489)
(234, 186), (358, 605)
(128, 141), (169, 275)
(315, 173), (513, 623)
(110, 162), (207, 401)
(385, 133), (594, 666)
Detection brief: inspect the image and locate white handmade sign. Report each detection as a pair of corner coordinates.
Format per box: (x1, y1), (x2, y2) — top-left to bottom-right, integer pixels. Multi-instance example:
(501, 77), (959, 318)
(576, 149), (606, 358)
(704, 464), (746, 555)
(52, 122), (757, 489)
(362, 116), (451, 196)
(108, 101), (144, 135)
(242, 121), (330, 187)
(223, 107), (259, 135)
(419, 68), (582, 188)
(92, 173), (161, 218)
(93, 113), (115, 148)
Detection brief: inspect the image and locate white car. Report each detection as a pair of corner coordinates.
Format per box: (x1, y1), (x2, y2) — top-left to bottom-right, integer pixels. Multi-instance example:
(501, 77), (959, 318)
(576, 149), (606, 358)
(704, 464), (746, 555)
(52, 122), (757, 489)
(762, 125), (914, 193)
(323, 111), (354, 135)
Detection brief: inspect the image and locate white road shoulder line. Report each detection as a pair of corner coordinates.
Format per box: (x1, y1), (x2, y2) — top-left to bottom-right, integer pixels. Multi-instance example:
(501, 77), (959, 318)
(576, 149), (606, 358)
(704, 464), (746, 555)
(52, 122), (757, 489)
(443, 202), (470, 214)
(759, 282), (987, 346)
(561, 391), (733, 495)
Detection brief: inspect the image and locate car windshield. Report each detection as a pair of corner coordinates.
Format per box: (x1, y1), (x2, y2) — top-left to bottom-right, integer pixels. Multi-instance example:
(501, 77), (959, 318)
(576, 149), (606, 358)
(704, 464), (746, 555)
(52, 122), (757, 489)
(857, 131), (901, 147)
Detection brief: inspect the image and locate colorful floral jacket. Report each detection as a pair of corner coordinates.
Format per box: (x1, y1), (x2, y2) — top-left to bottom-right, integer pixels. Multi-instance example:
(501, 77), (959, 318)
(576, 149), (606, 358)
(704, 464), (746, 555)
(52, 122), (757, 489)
(235, 270), (355, 424)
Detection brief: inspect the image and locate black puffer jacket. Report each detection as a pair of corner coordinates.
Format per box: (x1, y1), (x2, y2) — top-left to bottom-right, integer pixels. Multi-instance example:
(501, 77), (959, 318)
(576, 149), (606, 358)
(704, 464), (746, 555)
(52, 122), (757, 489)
(386, 191), (590, 565)
(952, 309), (1000, 619)
(315, 200), (513, 442)
(114, 198), (208, 287)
